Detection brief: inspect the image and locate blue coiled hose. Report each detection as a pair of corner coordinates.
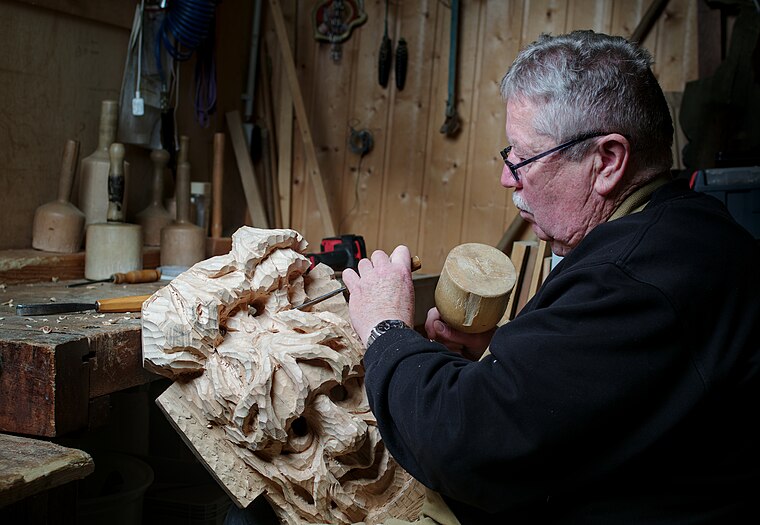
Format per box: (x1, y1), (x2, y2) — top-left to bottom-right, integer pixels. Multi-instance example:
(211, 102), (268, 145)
(155, 0), (220, 126)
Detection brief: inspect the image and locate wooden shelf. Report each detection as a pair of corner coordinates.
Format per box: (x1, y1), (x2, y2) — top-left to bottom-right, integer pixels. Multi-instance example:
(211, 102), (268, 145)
(0, 248), (160, 285)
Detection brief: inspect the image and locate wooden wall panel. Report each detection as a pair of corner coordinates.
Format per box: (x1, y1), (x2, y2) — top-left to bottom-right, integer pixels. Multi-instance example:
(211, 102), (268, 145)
(337, 0), (392, 250)
(0, 0), (700, 273)
(417, 0), (481, 269)
(278, 0), (699, 272)
(460, 1), (521, 247)
(377, 0), (439, 256)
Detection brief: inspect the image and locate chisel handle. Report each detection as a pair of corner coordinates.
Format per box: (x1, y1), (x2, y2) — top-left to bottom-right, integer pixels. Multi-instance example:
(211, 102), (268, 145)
(112, 269), (162, 284)
(96, 295), (152, 313)
(411, 255), (421, 272)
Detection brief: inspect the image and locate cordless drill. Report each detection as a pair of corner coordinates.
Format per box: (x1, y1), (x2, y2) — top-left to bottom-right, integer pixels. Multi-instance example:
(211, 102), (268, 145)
(306, 234), (367, 272)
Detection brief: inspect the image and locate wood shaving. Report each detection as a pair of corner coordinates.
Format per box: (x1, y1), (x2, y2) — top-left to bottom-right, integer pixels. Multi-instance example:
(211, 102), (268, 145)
(1, 299), (13, 306)
(49, 297), (57, 302)
(51, 277), (59, 282)
(0, 284), (6, 290)
(41, 326), (52, 334)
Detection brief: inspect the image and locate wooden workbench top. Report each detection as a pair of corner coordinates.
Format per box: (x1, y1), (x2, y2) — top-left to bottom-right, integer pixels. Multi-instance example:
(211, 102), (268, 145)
(0, 280), (165, 437)
(0, 433), (94, 508)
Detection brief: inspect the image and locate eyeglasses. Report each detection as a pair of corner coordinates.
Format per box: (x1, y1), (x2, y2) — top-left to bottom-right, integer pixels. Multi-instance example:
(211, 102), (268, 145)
(500, 131), (610, 183)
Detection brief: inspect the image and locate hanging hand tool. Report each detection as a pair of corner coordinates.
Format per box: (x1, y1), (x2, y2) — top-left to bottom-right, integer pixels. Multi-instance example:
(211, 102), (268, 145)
(439, 0), (461, 137)
(16, 294), (152, 316)
(378, 0), (392, 87)
(395, 37), (408, 90)
(296, 255), (422, 311)
(67, 269), (162, 287)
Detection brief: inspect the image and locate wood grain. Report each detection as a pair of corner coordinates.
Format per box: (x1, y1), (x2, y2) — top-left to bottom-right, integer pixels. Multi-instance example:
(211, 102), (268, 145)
(0, 434), (94, 507)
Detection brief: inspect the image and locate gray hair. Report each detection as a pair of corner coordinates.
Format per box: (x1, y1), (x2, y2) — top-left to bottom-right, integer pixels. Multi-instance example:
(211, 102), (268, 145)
(500, 30), (673, 172)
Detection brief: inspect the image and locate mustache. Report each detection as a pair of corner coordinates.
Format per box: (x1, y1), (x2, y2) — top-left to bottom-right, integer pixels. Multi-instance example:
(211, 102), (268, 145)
(512, 192), (532, 214)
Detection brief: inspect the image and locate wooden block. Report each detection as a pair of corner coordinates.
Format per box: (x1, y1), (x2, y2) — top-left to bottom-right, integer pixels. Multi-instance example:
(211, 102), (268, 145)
(0, 434), (94, 507)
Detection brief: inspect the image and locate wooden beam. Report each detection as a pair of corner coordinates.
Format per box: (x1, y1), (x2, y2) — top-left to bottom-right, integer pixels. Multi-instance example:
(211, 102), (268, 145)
(226, 111), (270, 229)
(268, 0), (336, 237)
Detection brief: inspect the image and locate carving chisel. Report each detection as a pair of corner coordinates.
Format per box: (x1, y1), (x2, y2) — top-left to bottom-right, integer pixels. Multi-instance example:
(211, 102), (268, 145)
(15, 295), (152, 316)
(296, 256), (421, 311)
(67, 269), (162, 287)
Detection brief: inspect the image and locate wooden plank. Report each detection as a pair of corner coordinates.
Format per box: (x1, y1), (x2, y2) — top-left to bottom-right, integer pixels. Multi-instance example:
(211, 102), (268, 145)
(566, 0), (614, 32)
(0, 248), (159, 285)
(500, 240), (532, 325)
(665, 91), (687, 170)
(462, 1), (523, 248)
(296, 5), (356, 244)
(521, 0), (568, 47)
(651, 0), (699, 92)
(0, 434), (94, 507)
(418, 0), (483, 273)
(260, 41), (282, 229)
(528, 239), (550, 299)
(226, 111), (270, 229)
(14, 0), (134, 30)
(268, 0), (336, 238)
(287, 2), (311, 239)
(515, 240), (539, 315)
(265, 0), (295, 229)
(336, 0), (390, 250)
(377, 0), (440, 259)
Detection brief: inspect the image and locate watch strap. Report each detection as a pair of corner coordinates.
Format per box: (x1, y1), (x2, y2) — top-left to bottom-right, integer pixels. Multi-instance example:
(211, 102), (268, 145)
(366, 319), (411, 348)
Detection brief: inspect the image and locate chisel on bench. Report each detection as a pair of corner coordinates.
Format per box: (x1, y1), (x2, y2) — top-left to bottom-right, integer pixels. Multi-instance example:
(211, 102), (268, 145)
(16, 295), (152, 316)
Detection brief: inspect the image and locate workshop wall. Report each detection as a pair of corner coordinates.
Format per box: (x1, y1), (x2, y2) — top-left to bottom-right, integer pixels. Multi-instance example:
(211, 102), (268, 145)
(0, 0), (697, 275)
(285, 0), (698, 272)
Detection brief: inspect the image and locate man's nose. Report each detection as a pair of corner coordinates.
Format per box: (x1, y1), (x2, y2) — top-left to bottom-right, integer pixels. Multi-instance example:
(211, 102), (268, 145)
(501, 163), (518, 188)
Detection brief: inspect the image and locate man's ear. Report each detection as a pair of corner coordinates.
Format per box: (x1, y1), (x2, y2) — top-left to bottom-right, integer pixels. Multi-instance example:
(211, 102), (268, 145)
(592, 134), (630, 196)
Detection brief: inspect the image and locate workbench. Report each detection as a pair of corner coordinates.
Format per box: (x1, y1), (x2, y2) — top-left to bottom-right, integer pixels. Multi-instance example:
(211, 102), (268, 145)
(0, 274), (439, 439)
(0, 279), (165, 437)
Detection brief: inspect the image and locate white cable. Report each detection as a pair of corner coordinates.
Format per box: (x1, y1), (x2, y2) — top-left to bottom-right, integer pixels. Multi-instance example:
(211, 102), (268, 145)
(132, 0), (146, 116)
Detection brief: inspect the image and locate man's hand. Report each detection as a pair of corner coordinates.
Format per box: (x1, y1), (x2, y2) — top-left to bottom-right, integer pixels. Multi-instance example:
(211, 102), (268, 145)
(342, 246), (415, 346)
(425, 307), (495, 361)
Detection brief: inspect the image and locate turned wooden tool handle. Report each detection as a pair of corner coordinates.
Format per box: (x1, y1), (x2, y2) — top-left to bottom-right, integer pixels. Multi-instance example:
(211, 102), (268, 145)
(96, 294), (152, 313)
(58, 140), (80, 202)
(112, 269), (161, 284)
(411, 255), (421, 272)
(211, 133), (225, 238)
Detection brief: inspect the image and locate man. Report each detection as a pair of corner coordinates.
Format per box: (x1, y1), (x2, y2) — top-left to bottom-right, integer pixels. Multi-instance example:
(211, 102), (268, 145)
(343, 30), (760, 524)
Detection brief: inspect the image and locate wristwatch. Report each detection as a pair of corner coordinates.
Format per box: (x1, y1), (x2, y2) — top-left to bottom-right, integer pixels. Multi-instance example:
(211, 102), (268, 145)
(366, 319), (411, 348)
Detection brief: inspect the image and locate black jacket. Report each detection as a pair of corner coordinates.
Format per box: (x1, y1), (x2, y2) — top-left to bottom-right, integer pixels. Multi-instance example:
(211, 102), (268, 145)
(364, 180), (760, 524)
